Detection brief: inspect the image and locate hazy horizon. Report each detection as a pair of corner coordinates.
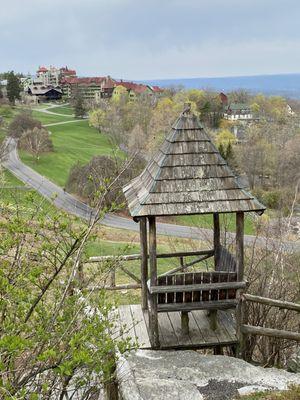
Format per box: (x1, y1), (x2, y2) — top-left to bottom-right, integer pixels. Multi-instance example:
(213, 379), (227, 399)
(2, 0), (300, 80)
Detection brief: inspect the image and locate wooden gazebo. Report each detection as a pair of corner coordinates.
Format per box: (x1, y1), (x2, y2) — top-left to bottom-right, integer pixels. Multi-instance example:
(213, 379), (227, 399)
(123, 104), (265, 349)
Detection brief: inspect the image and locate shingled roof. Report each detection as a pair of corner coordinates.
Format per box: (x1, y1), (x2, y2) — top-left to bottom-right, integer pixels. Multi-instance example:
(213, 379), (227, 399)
(123, 105), (265, 218)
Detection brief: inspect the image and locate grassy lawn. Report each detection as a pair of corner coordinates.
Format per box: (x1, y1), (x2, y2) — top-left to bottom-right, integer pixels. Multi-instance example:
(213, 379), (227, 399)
(31, 110), (74, 125)
(175, 213), (256, 235)
(50, 105), (74, 115)
(0, 169), (62, 219)
(19, 120), (115, 187)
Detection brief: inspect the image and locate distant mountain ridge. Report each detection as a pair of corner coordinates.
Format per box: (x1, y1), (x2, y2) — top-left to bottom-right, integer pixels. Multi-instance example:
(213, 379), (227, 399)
(139, 73), (300, 98)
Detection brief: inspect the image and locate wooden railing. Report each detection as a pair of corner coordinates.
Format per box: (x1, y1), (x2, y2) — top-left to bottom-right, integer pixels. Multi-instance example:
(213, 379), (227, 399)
(238, 294), (300, 357)
(85, 249), (214, 291)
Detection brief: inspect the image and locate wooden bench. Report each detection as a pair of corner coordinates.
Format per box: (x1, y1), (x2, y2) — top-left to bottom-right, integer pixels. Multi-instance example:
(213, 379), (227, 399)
(148, 271), (246, 333)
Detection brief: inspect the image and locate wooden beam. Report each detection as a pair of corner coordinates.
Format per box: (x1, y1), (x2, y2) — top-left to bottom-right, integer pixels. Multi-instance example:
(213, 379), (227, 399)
(243, 294), (300, 312)
(241, 325), (300, 342)
(161, 253), (213, 276)
(149, 281), (247, 294)
(213, 213), (221, 270)
(148, 216), (160, 348)
(140, 218), (148, 310)
(157, 299), (237, 312)
(87, 249), (214, 263)
(236, 212), (244, 281)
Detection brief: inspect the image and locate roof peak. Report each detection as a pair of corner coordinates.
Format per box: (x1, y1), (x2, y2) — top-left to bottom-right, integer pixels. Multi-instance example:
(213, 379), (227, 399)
(123, 107), (265, 218)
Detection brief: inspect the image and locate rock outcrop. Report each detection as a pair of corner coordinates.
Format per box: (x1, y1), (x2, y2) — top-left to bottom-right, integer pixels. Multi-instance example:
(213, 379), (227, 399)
(117, 350), (300, 400)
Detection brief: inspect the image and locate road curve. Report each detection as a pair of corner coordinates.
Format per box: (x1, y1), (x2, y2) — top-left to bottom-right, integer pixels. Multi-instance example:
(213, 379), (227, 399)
(2, 137), (299, 252)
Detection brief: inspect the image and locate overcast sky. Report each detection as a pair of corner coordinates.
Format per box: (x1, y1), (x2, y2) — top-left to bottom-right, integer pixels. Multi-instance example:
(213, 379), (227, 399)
(1, 0), (300, 79)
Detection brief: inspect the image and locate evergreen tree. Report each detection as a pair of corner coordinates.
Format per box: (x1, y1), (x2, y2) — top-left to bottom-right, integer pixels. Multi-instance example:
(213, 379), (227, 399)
(6, 71), (21, 105)
(73, 89), (85, 118)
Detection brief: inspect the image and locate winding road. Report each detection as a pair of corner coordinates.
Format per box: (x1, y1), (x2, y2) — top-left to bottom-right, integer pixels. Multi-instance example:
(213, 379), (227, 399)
(3, 105), (299, 252)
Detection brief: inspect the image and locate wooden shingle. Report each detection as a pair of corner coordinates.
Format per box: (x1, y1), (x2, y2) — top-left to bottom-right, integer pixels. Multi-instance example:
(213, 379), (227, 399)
(123, 107), (265, 218)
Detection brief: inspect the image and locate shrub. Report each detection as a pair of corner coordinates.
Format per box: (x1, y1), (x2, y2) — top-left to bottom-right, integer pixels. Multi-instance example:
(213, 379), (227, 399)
(8, 111), (42, 138)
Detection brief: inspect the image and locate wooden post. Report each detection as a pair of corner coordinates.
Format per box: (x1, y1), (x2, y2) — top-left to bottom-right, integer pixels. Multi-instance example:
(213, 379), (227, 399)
(236, 291), (247, 359)
(148, 216), (160, 348)
(140, 218), (148, 310)
(213, 213), (221, 270)
(236, 212), (244, 281)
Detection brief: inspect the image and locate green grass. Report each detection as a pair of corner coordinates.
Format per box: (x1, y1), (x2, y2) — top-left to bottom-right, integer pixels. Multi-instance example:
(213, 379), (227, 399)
(175, 213), (256, 235)
(50, 105), (74, 115)
(239, 385), (300, 399)
(19, 120), (115, 187)
(0, 169), (62, 219)
(31, 110), (73, 125)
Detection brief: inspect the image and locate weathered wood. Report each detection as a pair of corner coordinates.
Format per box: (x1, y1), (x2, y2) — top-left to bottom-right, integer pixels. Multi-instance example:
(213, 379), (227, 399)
(157, 299), (237, 312)
(87, 249), (214, 263)
(149, 281), (247, 294)
(243, 294), (300, 312)
(113, 305), (238, 350)
(181, 312), (189, 335)
(148, 216), (160, 348)
(209, 310), (218, 331)
(161, 253), (213, 276)
(213, 213), (221, 270)
(109, 268), (116, 288)
(236, 291), (247, 358)
(236, 212), (244, 281)
(119, 265), (141, 284)
(241, 325), (300, 342)
(140, 218), (148, 310)
(102, 284), (141, 291)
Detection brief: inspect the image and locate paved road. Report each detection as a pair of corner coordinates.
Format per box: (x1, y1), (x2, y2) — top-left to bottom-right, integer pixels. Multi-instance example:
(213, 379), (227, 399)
(3, 137), (299, 252)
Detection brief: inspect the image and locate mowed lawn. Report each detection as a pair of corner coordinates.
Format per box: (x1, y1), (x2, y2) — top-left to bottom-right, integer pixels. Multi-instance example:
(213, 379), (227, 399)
(49, 105), (74, 115)
(31, 110), (74, 125)
(19, 120), (114, 187)
(176, 213), (256, 235)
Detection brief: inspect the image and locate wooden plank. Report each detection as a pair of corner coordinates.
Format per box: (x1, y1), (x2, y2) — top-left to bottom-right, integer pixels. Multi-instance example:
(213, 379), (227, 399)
(187, 311), (206, 345)
(169, 311), (193, 346)
(118, 305), (136, 344)
(191, 310), (219, 345)
(158, 312), (179, 347)
(150, 281), (247, 294)
(218, 310), (237, 342)
(130, 305), (151, 348)
(158, 299), (237, 312)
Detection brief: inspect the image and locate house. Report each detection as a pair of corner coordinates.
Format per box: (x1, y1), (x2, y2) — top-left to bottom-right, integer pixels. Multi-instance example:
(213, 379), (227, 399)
(61, 76), (108, 101)
(223, 103), (253, 121)
(36, 65), (77, 87)
(27, 83), (62, 103)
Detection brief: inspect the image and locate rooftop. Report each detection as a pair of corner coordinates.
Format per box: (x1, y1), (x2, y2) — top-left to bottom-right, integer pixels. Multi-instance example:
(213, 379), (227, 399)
(123, 105), (265, 218)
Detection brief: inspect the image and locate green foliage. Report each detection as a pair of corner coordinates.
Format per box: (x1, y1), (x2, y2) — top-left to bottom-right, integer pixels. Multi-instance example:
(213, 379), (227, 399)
(239, 385), (300, 399)
(73, 91), (86, 118)
(8, 111), (42, 139)
(6, 71), (21, 105)
(0, 181), (131, 398)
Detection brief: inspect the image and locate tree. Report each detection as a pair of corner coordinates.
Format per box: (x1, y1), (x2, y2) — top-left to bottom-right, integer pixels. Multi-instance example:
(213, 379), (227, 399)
(89, 108), (106, 132)
(8, 111), (42, 138)
(0, 166), (132, 398)
(6, 71), (21, 105)
(19, 127), (53, 161)
(73, 90), (86, 118)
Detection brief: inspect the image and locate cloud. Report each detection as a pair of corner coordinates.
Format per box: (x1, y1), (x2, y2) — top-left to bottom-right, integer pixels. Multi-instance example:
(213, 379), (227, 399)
(1, 0), (300, 78)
